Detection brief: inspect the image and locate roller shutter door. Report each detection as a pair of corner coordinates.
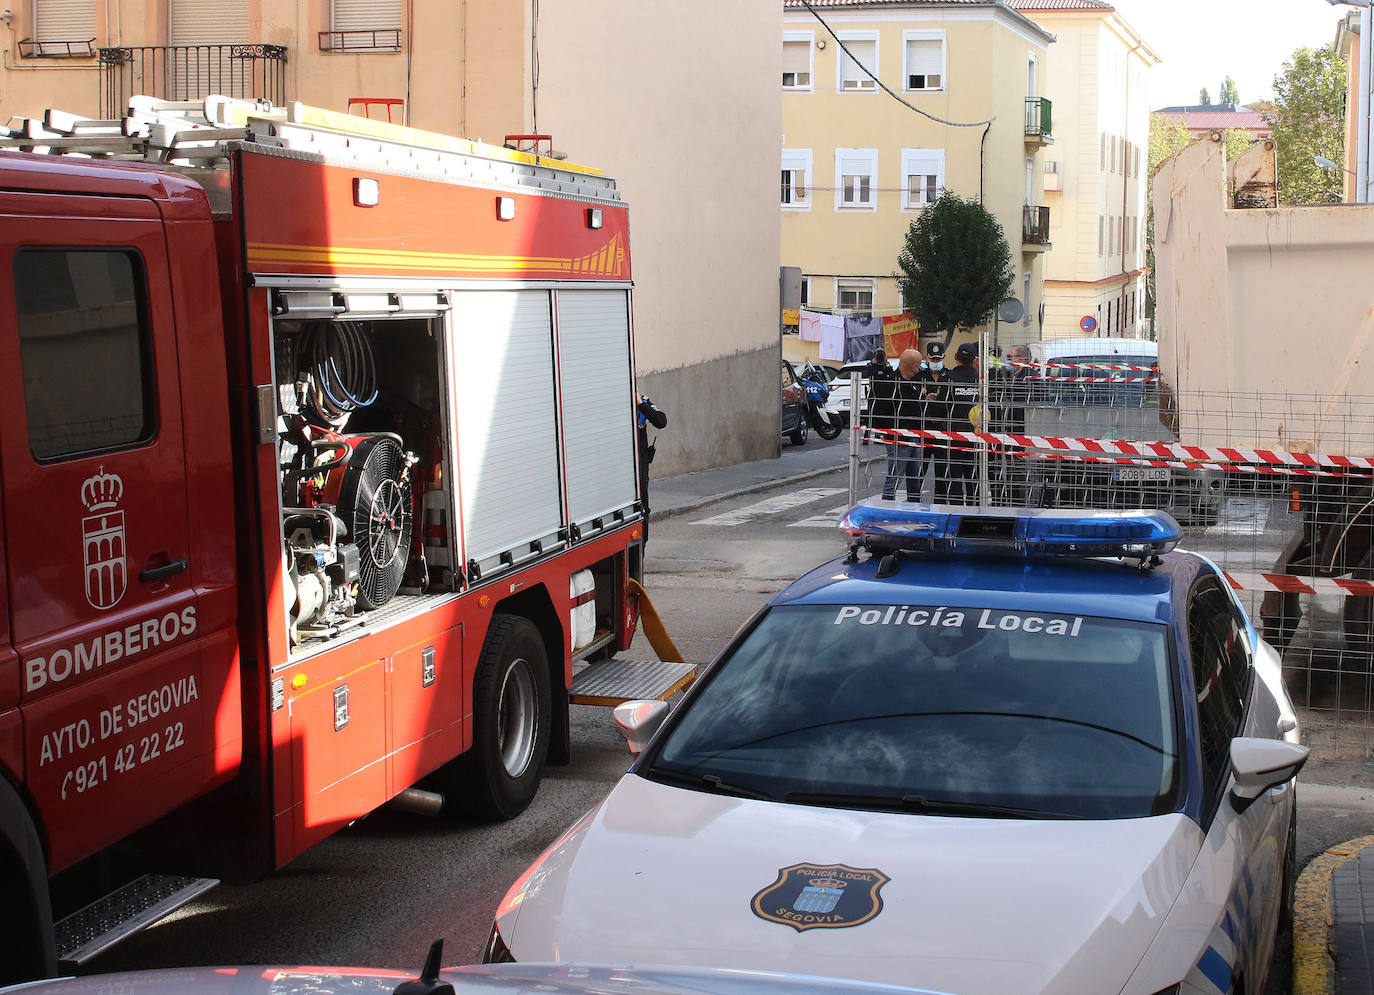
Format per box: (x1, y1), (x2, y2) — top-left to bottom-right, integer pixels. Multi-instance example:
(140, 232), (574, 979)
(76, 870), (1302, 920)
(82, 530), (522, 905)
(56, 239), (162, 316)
(556, 291), (636, 526)
(169, 0), (249, 98)
(170, 0), (248, 43)
(451, 291), (563, 565)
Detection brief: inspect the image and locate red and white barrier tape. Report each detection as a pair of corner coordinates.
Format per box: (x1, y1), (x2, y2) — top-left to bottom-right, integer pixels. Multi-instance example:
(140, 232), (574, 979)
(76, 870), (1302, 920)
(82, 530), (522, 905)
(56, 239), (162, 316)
(1223, 571), (1374, 598)
(1032, 375), (1157, 383)
(866, 426), (1374, 472)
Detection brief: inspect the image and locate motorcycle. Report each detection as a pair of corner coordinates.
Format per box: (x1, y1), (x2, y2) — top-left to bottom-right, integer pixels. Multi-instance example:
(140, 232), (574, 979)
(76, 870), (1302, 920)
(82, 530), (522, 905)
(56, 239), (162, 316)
(799, 364), (843, 440)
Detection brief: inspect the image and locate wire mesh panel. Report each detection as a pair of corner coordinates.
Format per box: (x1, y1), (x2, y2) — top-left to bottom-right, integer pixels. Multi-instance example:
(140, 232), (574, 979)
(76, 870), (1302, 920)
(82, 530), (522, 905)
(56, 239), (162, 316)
(859, 358), (1374, 782)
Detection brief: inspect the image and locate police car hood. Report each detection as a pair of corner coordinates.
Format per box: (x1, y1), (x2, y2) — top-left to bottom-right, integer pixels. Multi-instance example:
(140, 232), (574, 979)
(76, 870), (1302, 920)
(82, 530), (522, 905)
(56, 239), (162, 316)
(499, 774), (1204, 995)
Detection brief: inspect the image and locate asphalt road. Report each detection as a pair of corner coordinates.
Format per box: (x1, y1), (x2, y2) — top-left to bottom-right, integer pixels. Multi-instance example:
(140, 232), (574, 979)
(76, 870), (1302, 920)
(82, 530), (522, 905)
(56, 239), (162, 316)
(80, 439), (1374, 992)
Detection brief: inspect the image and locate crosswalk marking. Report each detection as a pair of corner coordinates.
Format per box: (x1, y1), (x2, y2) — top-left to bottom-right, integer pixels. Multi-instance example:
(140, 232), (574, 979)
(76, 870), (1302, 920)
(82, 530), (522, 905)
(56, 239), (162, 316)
(789, 504), (850, 529)
(691, 487), (848, 527)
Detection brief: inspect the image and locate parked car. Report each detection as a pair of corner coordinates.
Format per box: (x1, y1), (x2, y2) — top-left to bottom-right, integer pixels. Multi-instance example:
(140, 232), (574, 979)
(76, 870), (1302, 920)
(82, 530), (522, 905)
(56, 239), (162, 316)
(485, 505), (1306, 995)
(781, 359), (808, 445)
(1019, 338), (1222, 525)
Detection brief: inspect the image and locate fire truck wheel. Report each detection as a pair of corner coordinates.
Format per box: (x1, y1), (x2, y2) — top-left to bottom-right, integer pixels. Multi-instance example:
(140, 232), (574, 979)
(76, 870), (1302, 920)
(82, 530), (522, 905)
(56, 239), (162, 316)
(456, 614), (552, 820)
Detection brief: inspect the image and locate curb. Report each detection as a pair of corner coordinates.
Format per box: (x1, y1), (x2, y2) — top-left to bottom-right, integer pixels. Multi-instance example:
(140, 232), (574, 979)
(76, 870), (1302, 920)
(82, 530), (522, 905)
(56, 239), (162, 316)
(1294, 835), (1374, 995)
(650, 456), (883, 523)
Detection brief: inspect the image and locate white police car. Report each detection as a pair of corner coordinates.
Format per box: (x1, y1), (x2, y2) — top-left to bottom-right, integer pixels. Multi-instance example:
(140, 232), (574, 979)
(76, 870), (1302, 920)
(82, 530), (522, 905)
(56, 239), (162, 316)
(485, 504), (1307, 995)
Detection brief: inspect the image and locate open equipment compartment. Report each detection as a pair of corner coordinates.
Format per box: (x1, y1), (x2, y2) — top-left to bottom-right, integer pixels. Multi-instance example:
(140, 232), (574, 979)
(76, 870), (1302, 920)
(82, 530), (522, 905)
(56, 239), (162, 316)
(272, 307), (458, 650)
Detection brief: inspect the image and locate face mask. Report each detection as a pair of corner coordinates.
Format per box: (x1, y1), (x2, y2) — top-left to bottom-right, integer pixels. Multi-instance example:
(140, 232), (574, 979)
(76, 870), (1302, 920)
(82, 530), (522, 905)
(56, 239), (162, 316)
(930, 361), (943, 371)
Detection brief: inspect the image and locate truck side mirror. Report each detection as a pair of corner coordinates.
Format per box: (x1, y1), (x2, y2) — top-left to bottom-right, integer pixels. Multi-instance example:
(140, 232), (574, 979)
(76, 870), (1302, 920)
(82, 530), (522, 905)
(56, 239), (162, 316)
(613, 700), (670, 757)
(1229, 738), (1309, 811)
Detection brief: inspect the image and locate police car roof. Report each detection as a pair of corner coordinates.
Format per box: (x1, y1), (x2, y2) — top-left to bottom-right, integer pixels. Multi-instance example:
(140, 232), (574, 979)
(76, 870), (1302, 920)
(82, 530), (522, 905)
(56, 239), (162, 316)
(770, 550), (1200, 626)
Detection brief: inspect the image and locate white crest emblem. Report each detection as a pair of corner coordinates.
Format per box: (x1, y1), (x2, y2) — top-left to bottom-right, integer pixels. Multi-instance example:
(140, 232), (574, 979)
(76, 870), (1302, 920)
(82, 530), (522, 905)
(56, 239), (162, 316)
(81, 467), (126, 610)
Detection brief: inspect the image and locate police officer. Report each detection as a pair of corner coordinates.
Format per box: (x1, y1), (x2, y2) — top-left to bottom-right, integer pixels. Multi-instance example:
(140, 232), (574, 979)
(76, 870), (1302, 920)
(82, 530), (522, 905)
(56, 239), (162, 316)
(918, 341), (951, 501)
(860, 347), (893, 445)
(871, 349), (926, 501)
(944, 342), (981, 504)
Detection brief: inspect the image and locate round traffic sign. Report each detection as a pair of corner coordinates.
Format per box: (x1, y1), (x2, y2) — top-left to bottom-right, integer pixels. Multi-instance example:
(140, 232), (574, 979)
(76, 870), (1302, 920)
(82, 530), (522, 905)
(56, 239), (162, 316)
(1080, 315), (1098, 333)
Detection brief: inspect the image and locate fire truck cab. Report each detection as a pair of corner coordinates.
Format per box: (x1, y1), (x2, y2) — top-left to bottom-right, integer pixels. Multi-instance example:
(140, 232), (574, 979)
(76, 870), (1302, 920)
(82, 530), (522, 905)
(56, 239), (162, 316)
(0, 97), (687, 981)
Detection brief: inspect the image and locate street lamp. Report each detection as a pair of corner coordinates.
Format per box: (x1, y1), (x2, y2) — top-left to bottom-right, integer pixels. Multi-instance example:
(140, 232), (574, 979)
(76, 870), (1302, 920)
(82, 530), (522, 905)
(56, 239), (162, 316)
(1315, 154), (1357, 174)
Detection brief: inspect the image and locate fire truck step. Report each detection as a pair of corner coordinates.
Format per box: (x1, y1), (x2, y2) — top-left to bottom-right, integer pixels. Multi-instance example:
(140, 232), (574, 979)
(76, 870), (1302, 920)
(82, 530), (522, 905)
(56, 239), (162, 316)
(55, 873), (219, 968)
(570, 658), (698, 706)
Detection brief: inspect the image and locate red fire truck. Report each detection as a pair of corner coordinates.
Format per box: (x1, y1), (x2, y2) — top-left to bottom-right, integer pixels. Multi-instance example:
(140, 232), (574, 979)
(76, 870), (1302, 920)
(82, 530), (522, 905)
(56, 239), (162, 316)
(0, 97), (689, 981)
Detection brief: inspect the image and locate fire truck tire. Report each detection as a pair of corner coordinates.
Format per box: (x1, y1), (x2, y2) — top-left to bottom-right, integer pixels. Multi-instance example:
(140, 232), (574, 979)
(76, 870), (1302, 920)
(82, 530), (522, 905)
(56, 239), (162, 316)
(454, 614), (552, 820)
(0, 775), (57, 983)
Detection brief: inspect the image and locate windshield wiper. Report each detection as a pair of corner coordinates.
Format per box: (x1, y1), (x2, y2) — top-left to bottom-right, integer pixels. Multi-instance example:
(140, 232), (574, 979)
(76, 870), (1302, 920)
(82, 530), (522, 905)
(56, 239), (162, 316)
(648, 766), (777, 801)
(782, 791), (1082, 820)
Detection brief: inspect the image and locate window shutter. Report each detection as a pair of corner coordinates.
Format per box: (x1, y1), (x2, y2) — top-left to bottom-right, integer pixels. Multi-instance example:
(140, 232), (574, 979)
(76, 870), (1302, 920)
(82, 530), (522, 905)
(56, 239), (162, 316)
(782, 40), (809, 80)
(906, 39), (941, 85)
(33, 0), (95, 42)
(840, 39), (875, 87)
(333, 0), (403, 31)
(170, 0), (248, 43)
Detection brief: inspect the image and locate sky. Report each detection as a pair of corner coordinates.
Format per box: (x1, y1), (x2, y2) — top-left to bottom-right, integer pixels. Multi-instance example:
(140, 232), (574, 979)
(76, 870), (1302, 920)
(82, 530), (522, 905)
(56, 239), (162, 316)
(1109, 0), (1349, 109)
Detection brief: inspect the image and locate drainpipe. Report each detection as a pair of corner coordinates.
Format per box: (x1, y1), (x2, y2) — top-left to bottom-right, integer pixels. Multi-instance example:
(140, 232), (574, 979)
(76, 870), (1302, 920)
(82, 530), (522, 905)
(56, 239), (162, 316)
(1359, 6), (1372, 201)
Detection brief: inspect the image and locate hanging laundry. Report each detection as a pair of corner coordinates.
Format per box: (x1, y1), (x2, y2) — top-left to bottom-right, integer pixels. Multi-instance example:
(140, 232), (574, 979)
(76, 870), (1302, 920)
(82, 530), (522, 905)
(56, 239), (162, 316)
(882, 312), (920, 356)
(844, 314), (882, 363)
(798, 309), (822, 343)
(818, 312), (846, 362)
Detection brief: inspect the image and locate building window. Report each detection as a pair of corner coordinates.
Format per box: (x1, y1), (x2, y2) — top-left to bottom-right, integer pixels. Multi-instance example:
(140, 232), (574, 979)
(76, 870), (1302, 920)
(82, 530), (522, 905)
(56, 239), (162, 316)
(800, 277), (810, 307)
(781, 149), (812, 210)
(836, 278), (875, 316)
(782, 33), (813, 90)
(835, 148), (878, 211)
(324, 0), (403, 52)
(903, 31), (945, 91)
(1100, 133), (1106, 169)
(1098, 217), (1104, 256)
(27, 0), (96, 57)
(901, 148), (944, 209)
(1023, 271), (1031, 327)
(837, 32), (877, 92)
(16, 249), (155, 461)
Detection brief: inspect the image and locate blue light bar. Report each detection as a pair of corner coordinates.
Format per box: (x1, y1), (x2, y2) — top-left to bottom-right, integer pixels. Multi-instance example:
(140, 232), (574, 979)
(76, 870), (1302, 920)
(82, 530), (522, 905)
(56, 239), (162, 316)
(837, 501), (1182, 558)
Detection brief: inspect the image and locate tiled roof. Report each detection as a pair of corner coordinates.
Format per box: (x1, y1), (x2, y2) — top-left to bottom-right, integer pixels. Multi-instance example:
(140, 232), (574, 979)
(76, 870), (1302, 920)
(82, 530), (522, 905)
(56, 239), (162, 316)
(1008, 0), (1113, 8)
(1156, 109), (1270, 131)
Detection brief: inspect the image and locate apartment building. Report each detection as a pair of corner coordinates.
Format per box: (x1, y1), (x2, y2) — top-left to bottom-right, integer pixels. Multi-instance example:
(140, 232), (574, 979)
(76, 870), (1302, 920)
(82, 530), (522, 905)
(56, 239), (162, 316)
(0, 1), (780, 473)
(781, 0), (1054, 354)
(1010, 0), (1159, 339)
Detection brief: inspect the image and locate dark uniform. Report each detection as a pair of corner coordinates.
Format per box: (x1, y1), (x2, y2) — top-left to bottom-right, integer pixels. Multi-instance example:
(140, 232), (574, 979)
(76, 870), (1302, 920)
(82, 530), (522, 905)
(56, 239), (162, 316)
(918, 343), (951, 501)
(636, 395), (668, 548)
(943, 345), (981, 505)
(871, 364), (926, 500)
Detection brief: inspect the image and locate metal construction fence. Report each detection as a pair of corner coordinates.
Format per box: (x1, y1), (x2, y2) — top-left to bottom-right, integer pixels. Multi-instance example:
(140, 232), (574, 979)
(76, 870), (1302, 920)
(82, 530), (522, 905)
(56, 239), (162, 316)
(848, 364), (1374, 781)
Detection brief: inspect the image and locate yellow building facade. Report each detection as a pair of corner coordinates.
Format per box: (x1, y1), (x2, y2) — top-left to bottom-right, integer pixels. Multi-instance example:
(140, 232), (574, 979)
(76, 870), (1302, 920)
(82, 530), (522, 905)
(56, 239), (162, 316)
(780, 0), (1054, 361)
(0, 0), (782, 474)
(1011, 0), (1158, 341)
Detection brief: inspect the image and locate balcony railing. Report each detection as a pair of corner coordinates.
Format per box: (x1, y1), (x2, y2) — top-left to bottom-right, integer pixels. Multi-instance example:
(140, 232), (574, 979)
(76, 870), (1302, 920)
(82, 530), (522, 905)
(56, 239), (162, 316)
(99, 44), (287, 118)
(18, 38), (96, 58)
(319, 29), (403, 53)
(1023, 205), (1051, 246)
(1025, 96), (1052, 140)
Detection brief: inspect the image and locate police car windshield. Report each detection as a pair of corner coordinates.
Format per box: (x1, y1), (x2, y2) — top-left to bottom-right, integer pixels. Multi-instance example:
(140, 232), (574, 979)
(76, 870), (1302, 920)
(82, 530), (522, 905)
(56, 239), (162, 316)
(651, 604), (1179, 821)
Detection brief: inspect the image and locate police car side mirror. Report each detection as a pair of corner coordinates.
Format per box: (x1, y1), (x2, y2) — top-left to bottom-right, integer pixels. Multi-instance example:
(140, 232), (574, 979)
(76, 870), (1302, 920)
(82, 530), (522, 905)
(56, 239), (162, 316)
(613, 699), (670, 757)
(1228, 738), (1309, 811)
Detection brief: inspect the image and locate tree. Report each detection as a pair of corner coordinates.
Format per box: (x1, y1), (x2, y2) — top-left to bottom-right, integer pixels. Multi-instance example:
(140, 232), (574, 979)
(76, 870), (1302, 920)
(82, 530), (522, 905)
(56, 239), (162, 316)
(1266, 44), (1346, 205)
(896, 192), (1014, 348)
(1219, 76), (1240, 106)
(1199, 87), (1212, 107)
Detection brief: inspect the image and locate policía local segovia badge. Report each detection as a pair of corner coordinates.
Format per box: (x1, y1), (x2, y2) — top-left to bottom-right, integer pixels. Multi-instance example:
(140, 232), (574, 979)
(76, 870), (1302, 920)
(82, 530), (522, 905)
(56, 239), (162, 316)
(751, 862), (890, 931)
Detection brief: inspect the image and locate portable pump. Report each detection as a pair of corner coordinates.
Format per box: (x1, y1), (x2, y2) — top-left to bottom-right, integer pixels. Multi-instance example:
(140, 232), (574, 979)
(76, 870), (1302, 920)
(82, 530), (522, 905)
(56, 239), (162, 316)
(838, 501), (1182, 562)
